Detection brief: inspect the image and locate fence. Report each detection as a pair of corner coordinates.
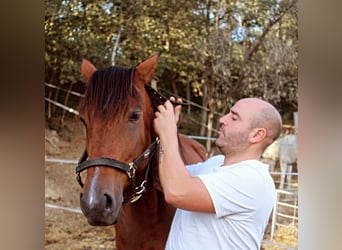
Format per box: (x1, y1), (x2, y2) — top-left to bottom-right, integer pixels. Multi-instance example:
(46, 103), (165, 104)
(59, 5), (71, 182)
(269, 171), (298, 190)
(270, 189), (298, 241)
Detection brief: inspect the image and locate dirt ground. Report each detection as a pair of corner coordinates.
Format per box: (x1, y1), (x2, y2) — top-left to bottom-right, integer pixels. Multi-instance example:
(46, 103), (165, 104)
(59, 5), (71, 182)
(45, 120), (116, 250)
(45, 119), (297, 250)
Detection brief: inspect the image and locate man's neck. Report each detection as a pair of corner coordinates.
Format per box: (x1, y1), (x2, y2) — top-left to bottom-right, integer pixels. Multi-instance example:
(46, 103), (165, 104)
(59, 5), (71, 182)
(223, 153), (261, 166)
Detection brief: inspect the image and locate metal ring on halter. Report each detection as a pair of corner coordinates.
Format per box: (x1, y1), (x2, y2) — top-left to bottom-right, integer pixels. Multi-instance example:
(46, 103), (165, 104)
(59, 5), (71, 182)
(75, 137), (160, 203)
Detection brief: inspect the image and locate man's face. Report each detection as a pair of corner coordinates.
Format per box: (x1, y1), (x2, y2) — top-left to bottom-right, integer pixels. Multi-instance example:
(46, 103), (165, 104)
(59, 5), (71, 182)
(215, 101), (253, 154)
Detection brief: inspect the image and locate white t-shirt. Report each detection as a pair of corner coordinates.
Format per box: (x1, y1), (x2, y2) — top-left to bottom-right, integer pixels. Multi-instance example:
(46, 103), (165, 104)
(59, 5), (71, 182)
(165, 155), (275, 250)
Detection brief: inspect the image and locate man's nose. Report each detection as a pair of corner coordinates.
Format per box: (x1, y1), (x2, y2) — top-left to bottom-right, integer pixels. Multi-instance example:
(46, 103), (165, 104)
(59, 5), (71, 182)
(219, 114), (228, 125)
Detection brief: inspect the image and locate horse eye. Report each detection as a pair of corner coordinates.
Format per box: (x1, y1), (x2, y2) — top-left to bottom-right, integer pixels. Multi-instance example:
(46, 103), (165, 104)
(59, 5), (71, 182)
(128, 111), (141, 122)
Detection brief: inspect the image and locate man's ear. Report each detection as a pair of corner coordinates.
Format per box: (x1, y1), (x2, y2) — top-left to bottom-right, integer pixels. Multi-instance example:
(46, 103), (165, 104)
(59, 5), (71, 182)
(249, 128), (267, 144)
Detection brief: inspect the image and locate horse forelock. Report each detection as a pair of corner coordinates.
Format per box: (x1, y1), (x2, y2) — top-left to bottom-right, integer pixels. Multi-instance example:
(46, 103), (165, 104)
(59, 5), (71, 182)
(80, 66), (139, 119)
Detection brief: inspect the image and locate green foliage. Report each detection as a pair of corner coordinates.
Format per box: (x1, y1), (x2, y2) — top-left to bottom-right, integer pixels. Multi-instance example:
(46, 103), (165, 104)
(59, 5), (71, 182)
(45, 0), (298, 134)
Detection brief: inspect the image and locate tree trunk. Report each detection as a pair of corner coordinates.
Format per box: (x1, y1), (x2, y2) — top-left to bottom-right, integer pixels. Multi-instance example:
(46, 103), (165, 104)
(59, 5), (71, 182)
(200, 84), (208, 137)
(205, 96), (215, 153)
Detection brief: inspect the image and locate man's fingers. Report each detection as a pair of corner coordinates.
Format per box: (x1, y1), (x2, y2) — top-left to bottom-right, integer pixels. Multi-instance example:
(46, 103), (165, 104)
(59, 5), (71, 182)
(164, 100), (173, 109)
(169, 96), (183, 105)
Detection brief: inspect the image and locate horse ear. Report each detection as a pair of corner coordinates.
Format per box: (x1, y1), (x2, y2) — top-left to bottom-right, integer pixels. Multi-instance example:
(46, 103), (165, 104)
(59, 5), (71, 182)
(81, 58), (97, 82)
(135, 52), (162, 85)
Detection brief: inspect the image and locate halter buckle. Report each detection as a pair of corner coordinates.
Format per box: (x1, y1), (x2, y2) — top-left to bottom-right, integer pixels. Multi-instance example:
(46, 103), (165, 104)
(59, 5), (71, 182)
(127, 162), (136, 179)
(129, 181), (147, 203)
(135, 180), (147, 195)
(129, 194), (142, 203)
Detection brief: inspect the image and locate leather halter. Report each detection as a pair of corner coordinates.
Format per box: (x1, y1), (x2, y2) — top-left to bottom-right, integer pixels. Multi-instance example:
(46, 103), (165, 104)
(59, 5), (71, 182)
(145, 84), (189, 110)
(76, 137), (160, 203)
(75, 84), (188, 203)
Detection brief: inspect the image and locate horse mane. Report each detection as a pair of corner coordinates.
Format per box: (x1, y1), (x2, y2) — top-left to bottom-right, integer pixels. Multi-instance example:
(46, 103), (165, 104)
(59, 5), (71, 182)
(80, 66), (139, 119)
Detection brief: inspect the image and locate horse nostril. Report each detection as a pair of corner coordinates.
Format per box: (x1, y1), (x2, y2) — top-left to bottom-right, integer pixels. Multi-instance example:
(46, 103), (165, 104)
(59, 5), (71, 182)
(104, 193), (113, 212)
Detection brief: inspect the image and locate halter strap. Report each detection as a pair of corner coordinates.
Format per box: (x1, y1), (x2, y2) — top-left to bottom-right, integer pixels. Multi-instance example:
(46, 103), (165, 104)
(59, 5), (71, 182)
(145, 84), (189, 112)
(75, 138), (160, 203)
(76, 156), (135, 178)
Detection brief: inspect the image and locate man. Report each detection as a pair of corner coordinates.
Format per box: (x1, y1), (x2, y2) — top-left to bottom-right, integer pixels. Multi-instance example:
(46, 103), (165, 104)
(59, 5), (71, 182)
(153, 97), (282, 250)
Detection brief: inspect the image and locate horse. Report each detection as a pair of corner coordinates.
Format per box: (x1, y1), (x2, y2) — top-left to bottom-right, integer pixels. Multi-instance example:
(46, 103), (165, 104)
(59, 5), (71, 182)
(261, 134), (297, 189)
(261, 139), (279, 173)
(278, 134), (297, 189)
(75, 52), (207, 249)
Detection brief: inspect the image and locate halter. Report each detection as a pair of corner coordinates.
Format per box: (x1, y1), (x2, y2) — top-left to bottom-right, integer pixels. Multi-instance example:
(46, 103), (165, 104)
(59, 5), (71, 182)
(76, 138), (160, 203)
(75, 84), (187, 203)
(145, 84), (189, 110)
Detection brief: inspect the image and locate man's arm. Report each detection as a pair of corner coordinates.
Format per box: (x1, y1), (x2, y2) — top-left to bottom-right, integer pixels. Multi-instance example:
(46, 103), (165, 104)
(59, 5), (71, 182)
(153, 100), (215, 213)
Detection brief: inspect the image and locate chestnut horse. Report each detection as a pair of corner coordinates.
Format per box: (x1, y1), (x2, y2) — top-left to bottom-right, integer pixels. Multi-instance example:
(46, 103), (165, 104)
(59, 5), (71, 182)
(76, 53), (207, 249)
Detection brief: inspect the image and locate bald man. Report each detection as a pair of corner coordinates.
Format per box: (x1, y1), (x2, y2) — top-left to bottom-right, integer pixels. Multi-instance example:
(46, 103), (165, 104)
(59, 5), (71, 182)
(153, 98), (282, 250)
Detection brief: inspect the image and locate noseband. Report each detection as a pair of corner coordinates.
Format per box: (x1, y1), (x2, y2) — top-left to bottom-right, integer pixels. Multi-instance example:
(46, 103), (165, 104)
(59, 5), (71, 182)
(76, 138), (160, 203)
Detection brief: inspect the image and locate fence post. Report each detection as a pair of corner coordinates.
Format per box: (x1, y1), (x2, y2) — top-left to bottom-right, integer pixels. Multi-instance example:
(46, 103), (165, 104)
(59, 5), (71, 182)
(270, 190), (279, 240)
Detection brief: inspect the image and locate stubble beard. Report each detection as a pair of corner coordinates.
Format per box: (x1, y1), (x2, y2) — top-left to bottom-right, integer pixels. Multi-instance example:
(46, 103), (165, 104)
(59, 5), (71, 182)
(216, 130), (249, 157)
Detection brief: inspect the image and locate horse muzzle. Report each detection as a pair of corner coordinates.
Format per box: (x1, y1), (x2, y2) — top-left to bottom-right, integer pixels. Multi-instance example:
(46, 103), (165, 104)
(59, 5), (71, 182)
(79, 167), (124, 226)
(80, 186), (123, 226)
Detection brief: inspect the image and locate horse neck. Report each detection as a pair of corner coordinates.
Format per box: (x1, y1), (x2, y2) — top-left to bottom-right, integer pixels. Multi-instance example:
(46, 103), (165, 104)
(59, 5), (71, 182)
(115, 170), (175, 249)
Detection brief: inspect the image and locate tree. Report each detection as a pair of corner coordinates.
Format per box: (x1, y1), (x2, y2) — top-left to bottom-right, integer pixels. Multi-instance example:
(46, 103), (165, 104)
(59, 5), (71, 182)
(187, 0), (298, 152)
(45, 0), (298, 145)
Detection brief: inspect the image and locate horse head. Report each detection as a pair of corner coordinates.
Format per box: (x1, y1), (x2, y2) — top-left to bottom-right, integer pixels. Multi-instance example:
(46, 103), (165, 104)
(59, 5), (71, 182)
(77, 54), (161, 226)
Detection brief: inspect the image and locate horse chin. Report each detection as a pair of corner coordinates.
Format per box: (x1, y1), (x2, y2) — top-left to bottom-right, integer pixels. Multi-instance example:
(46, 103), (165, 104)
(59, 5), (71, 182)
(86, 216), (118, 226)
(81, 206), (120, 226)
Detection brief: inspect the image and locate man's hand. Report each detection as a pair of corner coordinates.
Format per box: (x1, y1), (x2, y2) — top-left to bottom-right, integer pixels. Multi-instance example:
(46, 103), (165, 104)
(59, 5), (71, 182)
(169, 96), (183, 124)
(153, 98), (181, 139)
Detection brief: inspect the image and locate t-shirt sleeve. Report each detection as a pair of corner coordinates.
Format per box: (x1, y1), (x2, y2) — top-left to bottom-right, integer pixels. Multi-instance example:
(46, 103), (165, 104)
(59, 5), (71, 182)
(186, 155), (225, 176)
